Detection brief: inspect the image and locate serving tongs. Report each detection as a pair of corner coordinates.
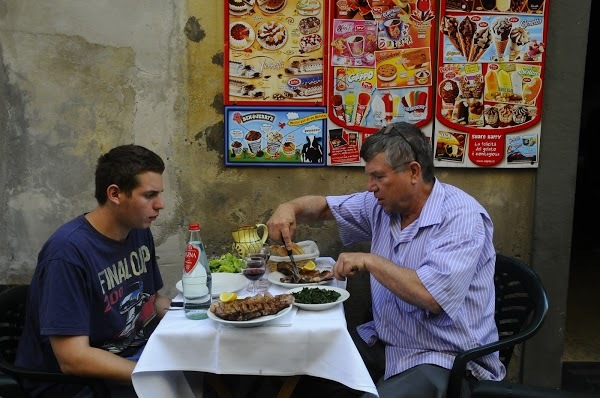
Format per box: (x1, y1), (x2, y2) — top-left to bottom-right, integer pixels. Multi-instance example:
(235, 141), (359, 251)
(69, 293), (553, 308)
(286, 244), (301, 282)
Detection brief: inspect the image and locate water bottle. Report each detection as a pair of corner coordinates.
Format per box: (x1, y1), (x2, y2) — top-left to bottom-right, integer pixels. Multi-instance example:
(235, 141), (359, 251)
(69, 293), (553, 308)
(182, 223), (212, 320)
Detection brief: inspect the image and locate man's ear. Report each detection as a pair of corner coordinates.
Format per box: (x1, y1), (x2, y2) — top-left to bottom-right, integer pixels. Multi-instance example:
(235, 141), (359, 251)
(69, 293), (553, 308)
(106, 184), (121, 205)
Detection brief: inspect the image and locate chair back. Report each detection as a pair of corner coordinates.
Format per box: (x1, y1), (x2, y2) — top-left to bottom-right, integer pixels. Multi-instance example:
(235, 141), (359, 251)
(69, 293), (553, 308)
(0, 285), (109, 397)
(447, 254), (549, 398)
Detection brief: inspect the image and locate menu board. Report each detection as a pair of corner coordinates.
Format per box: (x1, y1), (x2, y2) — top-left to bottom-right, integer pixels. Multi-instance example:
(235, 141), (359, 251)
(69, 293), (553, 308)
(433, 0), (549, 168)
(325, 0), (436, 166)
(224, 0), (326, 106)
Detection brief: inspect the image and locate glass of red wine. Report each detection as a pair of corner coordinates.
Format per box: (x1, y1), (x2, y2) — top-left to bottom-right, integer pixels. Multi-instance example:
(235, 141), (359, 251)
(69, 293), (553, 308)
(242, 255), (266, 296)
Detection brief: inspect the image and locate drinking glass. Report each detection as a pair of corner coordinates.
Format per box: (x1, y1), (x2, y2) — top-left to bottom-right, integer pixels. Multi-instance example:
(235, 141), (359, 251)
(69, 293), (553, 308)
(242, 256), (266, 295)
(246, 244), (271, 293)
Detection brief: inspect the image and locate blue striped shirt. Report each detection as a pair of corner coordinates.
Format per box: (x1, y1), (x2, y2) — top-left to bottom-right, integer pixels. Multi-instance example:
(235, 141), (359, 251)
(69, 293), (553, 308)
(327, 179), (505, 381)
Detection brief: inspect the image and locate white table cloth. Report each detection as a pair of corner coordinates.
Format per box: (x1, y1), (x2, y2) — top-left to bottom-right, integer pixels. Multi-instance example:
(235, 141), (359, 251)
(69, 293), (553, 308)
(132, 257), (378, 397)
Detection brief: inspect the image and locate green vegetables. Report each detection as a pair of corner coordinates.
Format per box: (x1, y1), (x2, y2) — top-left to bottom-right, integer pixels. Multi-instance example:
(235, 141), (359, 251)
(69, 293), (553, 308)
(291, 288), (341, 304)
(209, 253), (244, 273)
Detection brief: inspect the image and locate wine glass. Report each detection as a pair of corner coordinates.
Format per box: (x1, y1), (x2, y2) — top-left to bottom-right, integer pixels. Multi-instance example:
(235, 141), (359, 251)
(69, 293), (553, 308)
(242, 256), (266, 296)
(246, 244), (271, 293)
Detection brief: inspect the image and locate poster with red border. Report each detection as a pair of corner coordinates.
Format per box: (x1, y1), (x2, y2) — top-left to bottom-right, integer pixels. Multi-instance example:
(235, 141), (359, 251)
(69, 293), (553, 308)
(325, 0), (437, 166)
(434, 0), (548, 168)
(224, 0), (328, 107)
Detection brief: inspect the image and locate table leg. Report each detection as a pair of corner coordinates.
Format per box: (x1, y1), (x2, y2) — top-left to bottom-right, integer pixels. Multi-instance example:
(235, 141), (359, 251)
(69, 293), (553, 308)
(204, 374), (233, 398)
(276, 375), (302, 398)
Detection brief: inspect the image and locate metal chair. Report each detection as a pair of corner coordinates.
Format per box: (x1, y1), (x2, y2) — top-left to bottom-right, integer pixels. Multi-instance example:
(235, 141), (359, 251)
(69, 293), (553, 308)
(447, 253), (550, 398)
(0, 285), (109, 397)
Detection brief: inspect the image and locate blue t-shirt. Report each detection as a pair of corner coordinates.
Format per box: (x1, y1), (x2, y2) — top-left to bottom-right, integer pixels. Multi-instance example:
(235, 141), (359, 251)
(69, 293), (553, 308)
(15, 214), (164, 397)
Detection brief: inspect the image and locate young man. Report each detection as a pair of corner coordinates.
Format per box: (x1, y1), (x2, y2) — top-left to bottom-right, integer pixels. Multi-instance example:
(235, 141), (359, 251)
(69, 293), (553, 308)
(16, 144), (172, 397)
(267, 122), (504, 397)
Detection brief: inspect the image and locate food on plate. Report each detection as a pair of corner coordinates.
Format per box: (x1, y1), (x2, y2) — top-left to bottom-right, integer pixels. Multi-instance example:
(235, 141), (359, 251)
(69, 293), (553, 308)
(209, 253), (244, 273)
(457, 16), (476, 59)
(229, 22), (254, 50)
(291, 287), (340, 304)
(270, 243), (304, 256)
(276, 262), (332, 284)
(256, 20), (287, 51)
(209, 292), (294, 321)
(303, 260), (316, 271)
(257, 0), (287, 13)
(219, 291), (238, 303)
(229, 0), (252, 15)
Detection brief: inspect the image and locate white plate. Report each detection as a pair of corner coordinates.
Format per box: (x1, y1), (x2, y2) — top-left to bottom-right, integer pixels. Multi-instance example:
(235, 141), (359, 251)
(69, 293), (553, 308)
(206, 303), (292, 328)
(176, 273), (247, 298)
(269, 240), (320, 263)
(285, 286), (350, 311)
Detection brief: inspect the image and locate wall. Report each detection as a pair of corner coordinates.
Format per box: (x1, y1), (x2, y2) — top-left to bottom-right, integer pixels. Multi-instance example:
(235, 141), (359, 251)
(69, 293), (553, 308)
(0, 0), (588, 389)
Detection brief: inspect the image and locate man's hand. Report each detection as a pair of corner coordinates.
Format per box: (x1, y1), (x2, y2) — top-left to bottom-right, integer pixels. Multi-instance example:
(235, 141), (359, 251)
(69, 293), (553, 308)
(266, 203), (298, 249)
(332, 252), (369, 280)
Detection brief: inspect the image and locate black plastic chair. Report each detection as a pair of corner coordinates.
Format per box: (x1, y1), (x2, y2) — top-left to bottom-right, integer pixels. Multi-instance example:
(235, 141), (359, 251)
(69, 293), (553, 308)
(0, 285), (109, 398)
(446, 254), (550, 398)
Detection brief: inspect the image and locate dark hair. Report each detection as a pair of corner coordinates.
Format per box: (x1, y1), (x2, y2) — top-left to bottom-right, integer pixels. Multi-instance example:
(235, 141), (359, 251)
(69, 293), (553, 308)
(94, 144), (165, 204)
(360, 122), (435, 183)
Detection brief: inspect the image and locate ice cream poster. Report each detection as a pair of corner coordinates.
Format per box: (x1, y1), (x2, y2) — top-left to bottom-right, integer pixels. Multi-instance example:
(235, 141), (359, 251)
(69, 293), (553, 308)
(440, 14), (545, 64)
(224, 106), (327, 167)
(326, 0), (436, 140)
(225, 0), (325, 106)
(434, 0), (549, 168)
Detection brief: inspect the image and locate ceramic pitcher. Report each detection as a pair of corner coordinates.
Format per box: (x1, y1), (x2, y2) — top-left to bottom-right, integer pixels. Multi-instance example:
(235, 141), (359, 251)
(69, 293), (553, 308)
(232, 224), (268, 258)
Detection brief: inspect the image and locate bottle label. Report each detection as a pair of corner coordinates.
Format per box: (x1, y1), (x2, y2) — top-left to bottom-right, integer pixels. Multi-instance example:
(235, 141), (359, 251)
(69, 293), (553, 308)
(184, 244), (199, 273)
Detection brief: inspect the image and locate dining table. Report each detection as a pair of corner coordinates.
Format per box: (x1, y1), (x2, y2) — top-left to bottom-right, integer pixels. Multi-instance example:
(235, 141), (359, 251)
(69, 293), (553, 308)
(132, 257), (379, 397)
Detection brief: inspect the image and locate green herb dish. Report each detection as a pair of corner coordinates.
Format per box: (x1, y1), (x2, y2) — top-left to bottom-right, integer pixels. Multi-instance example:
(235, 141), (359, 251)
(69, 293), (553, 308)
(209, 253), (244, 273)
(285, 286), (350, 311)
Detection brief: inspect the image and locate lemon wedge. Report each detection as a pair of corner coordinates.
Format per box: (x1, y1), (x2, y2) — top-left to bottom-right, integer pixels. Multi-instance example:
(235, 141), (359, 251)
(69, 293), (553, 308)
(219, 292), (237, 303)
(303, 260), (316, 271)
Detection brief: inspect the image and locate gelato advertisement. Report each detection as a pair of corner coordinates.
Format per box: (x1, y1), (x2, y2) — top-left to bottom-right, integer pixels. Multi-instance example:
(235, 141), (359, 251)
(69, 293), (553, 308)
(225, 0), (325, 106)
(326, 0), (436, 166)
(225, 106), (327, 166)
(433, 0), (549, 168)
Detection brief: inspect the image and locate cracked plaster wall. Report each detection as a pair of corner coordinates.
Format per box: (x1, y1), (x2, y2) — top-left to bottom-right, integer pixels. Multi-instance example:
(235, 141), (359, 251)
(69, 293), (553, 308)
(0, 0), (534, 300)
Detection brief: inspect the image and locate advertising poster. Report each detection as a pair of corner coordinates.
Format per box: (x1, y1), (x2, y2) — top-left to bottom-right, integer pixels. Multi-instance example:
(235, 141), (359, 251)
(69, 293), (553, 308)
(326, 0), (436, 166)
(225, 0), (327, 106)
(225, 106), (327, 167)
(434, 0), (549, 168)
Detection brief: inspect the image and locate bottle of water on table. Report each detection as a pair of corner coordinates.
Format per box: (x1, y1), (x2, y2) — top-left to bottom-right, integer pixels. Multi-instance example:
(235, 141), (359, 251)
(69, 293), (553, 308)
(182, 223), (212, 320)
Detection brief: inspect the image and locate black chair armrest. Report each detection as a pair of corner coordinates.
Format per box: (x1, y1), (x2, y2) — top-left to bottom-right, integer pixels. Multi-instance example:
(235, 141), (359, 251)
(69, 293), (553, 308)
(0, 358), (108, 398)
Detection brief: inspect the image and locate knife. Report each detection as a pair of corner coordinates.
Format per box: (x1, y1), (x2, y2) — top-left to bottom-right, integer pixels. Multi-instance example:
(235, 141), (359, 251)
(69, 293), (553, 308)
(286, 246), (301, 278)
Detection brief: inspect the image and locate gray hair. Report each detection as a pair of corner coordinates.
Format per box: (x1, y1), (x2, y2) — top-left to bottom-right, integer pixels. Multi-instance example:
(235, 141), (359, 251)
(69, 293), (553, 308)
(360, 122), (435, 183)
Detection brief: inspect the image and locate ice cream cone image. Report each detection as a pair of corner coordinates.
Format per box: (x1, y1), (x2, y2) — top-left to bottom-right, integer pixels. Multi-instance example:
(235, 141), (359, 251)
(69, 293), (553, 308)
(495, 39), (509, 61)
(508, 43), (524, 61)
(457, 16), (476, 60)
(468, 27), (492, 62)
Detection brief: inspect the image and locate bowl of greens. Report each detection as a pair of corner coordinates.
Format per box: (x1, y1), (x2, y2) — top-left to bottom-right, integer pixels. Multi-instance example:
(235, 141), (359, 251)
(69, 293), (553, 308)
(285, 286), (350, 311)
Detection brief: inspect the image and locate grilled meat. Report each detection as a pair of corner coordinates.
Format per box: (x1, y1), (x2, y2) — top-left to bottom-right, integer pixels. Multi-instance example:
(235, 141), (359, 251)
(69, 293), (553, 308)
(209, 292), (294, 321)
(280, 270), (333, 284)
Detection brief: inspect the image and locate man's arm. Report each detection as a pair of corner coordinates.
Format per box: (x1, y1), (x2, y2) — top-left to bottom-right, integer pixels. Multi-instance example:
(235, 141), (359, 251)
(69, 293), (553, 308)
(50, 335), (136, 383)
(267, 195), (333, 248)
(154, 291), (171, 320)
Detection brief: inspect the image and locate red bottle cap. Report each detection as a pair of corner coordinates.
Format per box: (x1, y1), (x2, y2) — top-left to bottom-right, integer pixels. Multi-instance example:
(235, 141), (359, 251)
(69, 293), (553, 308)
(189, 223), (201, 231)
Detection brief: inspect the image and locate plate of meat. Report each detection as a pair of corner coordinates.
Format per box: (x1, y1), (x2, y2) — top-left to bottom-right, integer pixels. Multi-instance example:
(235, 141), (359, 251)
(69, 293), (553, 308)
(207, 292), (294, 328)
(268, 257), (335, 288)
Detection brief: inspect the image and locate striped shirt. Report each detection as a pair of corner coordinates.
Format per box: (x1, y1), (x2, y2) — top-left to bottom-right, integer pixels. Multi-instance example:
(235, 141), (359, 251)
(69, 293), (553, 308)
(326, 179), (505, 381)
